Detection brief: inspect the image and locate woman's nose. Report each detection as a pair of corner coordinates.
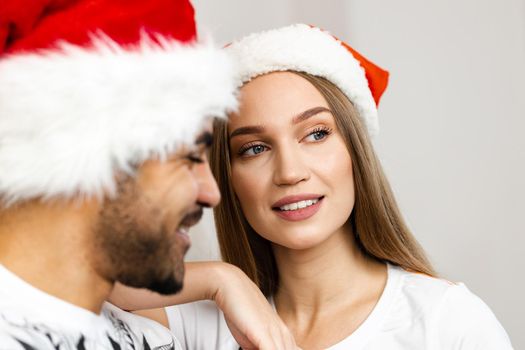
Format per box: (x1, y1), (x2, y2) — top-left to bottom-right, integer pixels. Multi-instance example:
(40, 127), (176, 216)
(272, 145), (310, 186)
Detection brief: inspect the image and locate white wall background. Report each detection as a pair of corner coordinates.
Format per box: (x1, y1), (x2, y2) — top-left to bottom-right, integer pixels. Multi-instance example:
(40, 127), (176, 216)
(188, 1), (525, 348)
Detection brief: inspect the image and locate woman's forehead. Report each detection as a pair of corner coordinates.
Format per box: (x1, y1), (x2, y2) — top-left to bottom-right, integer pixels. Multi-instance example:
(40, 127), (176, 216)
(231, 72), (329, 128)
(240, 71), (323, 100)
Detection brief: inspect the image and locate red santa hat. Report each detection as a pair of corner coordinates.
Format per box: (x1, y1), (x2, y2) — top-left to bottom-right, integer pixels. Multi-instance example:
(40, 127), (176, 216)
(0, 0), (237, 205)
(225, 24), (389, 136)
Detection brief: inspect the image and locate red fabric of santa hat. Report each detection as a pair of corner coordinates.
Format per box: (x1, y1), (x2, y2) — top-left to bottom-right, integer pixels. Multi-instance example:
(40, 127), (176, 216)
(0, 0), (237, 206)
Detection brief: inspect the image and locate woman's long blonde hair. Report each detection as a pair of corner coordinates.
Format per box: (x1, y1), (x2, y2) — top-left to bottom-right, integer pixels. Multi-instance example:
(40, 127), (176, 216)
(210, 71), (435, 296)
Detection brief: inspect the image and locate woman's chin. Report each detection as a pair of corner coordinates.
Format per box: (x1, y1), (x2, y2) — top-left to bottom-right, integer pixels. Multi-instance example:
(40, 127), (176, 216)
(271, 232), (330, 251)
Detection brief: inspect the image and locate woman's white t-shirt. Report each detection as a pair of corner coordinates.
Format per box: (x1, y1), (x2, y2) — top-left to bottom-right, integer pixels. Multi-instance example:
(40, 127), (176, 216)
(165, 264), (513, 349)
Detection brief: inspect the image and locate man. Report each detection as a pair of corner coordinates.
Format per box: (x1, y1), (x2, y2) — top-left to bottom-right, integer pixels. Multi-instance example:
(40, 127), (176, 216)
(0, 0), (237, 348)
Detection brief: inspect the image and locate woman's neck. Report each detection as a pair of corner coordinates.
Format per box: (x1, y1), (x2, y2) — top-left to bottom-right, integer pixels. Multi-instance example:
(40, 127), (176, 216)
(273, 225), (386, 325)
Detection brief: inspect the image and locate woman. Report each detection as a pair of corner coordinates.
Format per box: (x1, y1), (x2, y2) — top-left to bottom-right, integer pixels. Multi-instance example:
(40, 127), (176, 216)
(112, 24), (513, 349)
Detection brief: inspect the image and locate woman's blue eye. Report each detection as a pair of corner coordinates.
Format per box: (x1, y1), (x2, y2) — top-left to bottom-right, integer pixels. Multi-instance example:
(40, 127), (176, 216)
(312, 131), (327, 140)
(243, 144), (266, 156)
(306, 129), (330, 142)
(252, 145), (265, 154)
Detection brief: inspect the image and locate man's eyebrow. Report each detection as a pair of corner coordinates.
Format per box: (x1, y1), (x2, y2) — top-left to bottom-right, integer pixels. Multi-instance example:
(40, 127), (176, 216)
(292, 106), (331, 124)
(229, 125), (265, 139)
(195, 131), (213, 147)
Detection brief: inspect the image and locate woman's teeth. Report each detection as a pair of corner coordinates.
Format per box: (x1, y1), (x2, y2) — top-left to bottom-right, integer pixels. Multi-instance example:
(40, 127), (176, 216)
(279, 198), (319, 211)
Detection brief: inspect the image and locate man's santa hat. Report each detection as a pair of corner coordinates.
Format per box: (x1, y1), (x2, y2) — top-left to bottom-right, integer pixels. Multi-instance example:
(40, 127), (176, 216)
(226, 24), (389, 136)
(0, 0), (237, 206)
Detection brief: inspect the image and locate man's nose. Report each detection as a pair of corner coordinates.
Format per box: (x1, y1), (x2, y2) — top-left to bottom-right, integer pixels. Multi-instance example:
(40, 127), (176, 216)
(193, 156), (221, 208)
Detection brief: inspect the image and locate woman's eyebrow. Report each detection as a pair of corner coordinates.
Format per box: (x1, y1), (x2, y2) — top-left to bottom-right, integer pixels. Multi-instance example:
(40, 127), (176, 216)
(292, 106), (331, 124)
(229, 107), (330, 139)
(230, 125), (265, 139)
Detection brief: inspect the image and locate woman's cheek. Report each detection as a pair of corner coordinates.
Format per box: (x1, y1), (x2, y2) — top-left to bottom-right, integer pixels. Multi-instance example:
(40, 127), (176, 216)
(233, 163), (271, 224)
(232, 165), (257, 202)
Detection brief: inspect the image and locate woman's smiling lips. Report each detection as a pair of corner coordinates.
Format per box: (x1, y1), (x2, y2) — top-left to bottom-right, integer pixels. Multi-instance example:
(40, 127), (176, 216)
(272, 194), (324, 221)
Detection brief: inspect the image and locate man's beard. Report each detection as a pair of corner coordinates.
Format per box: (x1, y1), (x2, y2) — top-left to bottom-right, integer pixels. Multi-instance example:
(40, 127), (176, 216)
(92, 176), (187, 295)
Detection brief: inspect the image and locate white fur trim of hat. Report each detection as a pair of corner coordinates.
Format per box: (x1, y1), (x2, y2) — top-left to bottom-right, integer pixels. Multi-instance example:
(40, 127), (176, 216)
(226, 24), (389, 137)
(0, 0), (240, 206)
(0, 38), (237, 206)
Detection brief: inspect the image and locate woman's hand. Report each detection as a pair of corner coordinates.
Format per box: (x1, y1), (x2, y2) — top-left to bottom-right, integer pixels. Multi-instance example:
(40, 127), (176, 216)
(110, 261), (300, 349)
(209, 263), (300, 350)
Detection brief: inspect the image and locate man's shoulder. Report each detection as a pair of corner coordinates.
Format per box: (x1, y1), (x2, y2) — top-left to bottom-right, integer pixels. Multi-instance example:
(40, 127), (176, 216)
(0, 304), (183, 350)
(0, 294), (102, 349)
(102, 302), (183, 350)
(0, 336), (25, 350)
(0, 317), (61, 350)
(0, 327), (24, 350)
(102, 301), (168, 329)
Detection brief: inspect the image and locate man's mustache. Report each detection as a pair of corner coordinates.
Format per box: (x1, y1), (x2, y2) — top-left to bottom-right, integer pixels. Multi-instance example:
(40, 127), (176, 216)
(179, 207), (203, 227)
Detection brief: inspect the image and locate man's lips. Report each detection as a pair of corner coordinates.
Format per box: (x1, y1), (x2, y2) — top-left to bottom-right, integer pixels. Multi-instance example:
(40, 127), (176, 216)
(272, 194), (324, 209)
(179, 207), (203, 228)
(174, 207), (203, 247)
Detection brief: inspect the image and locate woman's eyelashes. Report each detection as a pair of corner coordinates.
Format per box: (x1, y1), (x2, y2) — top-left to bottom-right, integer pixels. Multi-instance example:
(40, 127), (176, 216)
(238, 142), (267, 157)
(303, 126), (332, 142)
(237, 126), (333, 158)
